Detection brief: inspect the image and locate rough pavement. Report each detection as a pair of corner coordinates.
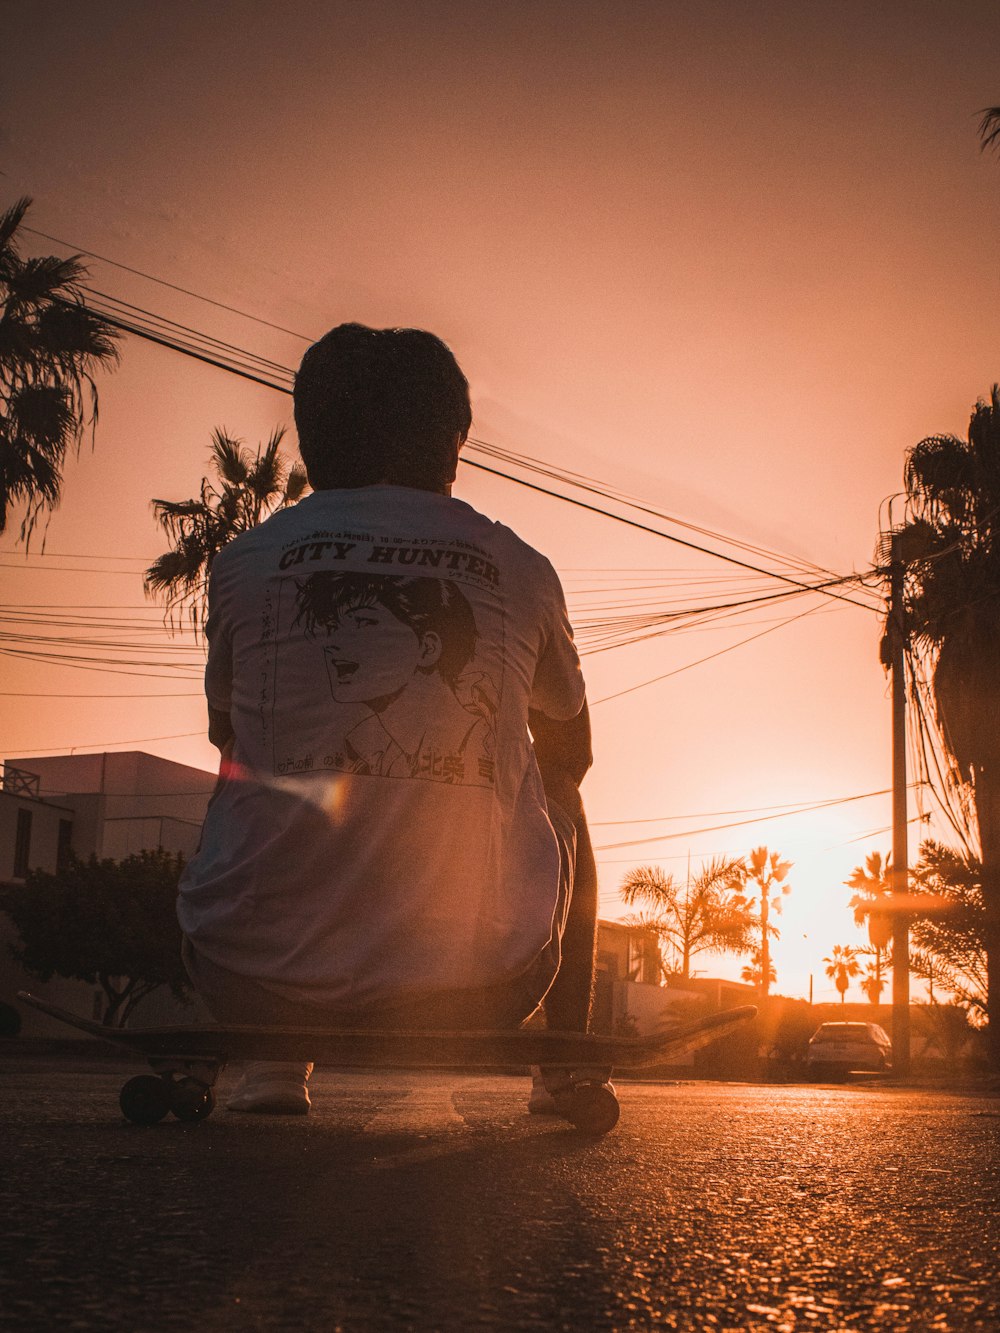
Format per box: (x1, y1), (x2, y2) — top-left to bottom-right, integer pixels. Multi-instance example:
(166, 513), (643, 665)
(1, 1053), (998, 1330)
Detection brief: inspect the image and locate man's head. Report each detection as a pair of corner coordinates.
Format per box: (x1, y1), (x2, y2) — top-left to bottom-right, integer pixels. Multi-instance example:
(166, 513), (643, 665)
(293, 323), (472, 492)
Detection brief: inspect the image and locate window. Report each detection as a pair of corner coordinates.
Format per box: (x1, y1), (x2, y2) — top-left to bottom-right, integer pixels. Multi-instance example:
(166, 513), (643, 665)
(57, 819), (73, 871)
(13, 808), (32, 878)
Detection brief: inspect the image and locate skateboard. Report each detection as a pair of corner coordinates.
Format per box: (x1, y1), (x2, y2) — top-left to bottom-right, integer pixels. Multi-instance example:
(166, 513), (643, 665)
(17, 991), (756, 1134)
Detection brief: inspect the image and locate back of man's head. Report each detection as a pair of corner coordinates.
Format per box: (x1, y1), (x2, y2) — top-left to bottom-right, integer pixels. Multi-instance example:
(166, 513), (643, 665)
(294, 323), (472, 491)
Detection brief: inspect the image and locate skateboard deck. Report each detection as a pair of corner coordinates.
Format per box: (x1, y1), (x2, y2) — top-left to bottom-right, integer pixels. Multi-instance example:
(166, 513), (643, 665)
(17, 991), (756, 1133)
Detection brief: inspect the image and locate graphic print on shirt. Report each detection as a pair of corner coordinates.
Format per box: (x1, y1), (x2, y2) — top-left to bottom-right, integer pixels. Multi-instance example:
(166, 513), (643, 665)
(268, 532), (502, 786)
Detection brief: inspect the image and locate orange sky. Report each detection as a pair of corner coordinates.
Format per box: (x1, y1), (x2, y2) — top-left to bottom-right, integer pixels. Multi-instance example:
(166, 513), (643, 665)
(3, 0), (1000, 1001)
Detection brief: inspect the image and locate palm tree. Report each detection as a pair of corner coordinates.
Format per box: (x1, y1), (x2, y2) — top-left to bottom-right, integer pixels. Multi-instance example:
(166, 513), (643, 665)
(910, 840), (989, 1023)
(619, 857), (752, 981)
(891, 389), (1000, 1066)
(858, 949), (892, 1006)
(0, 196), (119, 543)
(738, 846), (792, 1000)
(824, 944), (862, 1004)
(144, 426), (308, 628)
(979, 106), (1000, 156)
(740, 947), (777, 991)
(845, 851), (894, 1009)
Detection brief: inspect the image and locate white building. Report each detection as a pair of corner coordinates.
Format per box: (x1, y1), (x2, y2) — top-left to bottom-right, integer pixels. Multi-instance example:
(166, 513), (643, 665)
(0, 752), (216, 1036)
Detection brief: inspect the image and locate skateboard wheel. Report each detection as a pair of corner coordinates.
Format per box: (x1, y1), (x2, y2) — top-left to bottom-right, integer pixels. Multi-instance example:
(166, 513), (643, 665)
(169, 1078), (216, 1122)
(120, 1075), (172, 1125)
(563, 1081), (620, 1135)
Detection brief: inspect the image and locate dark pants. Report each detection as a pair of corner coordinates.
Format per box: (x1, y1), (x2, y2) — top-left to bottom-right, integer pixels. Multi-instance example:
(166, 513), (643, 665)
(183, 791), (597, 1034)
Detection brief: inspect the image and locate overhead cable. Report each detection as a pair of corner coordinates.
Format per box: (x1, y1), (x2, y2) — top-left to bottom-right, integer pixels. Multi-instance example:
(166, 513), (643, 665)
(593, 785), (924, 852)
(45, 283), (877, 612)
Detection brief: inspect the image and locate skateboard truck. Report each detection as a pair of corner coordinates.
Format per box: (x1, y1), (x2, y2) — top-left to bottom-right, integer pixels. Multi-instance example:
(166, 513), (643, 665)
(119, 1053), (224, 1125)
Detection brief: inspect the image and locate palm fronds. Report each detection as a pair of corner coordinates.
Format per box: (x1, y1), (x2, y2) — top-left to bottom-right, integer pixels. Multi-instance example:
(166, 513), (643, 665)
(144, 427), (309, 632)
(0, 196), (120, 542)
(618, 857), (752, 981)
(978, 106), (1000, 156)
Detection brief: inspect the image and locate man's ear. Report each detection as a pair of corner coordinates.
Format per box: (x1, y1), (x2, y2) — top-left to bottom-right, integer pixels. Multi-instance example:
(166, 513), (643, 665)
(418, 631), (443, 668)
(444, 432), (465, 492)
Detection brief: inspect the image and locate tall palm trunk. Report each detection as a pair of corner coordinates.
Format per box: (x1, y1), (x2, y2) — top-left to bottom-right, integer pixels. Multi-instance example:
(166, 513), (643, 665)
(760, 895), (771, 1000)
(973, 768), (1000, 1069)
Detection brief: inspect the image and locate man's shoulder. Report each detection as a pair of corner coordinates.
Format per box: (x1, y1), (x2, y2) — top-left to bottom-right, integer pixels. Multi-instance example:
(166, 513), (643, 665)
(447, 496), (558, 572)
(214, 499), (315, 566)
(211, 489), (561, 591)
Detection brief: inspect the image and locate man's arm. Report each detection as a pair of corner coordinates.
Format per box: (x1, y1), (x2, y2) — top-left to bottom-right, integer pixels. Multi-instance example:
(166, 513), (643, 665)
(208, 705), (235, 753)
(528, 701), (593, 790)
(204, 558), (235, 757)
(530, 700), (597, 1033)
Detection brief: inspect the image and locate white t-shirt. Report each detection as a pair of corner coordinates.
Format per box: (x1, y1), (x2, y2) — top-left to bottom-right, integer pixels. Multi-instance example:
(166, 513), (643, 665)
(177, 485), (586, 1010)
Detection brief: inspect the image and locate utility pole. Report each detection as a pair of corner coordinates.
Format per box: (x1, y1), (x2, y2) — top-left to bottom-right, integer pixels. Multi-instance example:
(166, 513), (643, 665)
(887, 531), (911, 1074)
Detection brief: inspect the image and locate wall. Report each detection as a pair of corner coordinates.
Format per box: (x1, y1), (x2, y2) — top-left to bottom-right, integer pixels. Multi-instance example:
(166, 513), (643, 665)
(0, 752), (216, 1036)
(5, 752), (216, 859)
(0, 787), (73, 881)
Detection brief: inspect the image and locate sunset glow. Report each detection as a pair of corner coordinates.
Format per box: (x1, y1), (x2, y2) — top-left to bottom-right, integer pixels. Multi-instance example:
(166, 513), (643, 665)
(3, 1), (1000, 1003)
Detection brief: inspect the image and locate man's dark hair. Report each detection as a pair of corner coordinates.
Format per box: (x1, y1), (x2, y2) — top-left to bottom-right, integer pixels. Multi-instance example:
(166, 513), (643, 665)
(293, 323), (472, 491)
(294, 571), (478, 687)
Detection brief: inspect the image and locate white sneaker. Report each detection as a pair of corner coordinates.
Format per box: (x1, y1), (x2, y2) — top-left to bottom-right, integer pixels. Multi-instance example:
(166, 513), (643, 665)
(527, 1065), (559, 1115)
(225, 1061), (313, 1114)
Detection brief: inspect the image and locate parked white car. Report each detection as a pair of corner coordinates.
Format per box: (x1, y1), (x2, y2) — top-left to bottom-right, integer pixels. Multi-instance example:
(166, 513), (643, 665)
(805, 1021), (892, 1080)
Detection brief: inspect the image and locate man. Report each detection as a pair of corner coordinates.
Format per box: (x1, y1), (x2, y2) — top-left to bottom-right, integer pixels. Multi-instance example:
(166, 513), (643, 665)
(178, 323), (597, 1114)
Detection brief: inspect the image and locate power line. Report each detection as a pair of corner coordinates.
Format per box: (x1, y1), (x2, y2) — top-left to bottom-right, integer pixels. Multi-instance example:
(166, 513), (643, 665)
(12, 228), (880, 592)
(83, 287), (296, 380)
(590, 600), (827, 703)
(0, 561), (147, 575)
(27, 784), (217, 798)
(471, 436), (879, 594)
(591, 785), (913, 826)
(10, 730), (204, 755)
(826, 816), (927, 850)
(45, 269), (879, 612)
(0, 691), (200, 698)
(72, 304), (286, 393)
(0, 648), (201, 679)
(593, 785), (911, 852)
(85, 298), (880, 614)
(0, 550), (148, 562)
(22, 224), (314, 341)
(462, 454), (877, 612)
(8, 235), (891, 732)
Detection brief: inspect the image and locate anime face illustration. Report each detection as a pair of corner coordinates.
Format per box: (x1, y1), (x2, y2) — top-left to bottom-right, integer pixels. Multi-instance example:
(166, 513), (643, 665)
(290, 570), (499, 785)
(323, 604), (443, 704)
(294, 571), (476, 708)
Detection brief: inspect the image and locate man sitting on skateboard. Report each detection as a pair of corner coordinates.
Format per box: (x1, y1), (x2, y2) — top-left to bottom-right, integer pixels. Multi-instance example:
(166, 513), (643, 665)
(178, 323), (598, 1114)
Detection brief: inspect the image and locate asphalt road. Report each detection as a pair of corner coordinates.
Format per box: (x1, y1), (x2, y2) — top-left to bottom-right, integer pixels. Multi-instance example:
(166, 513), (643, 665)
(1, 1053), (998, 1331)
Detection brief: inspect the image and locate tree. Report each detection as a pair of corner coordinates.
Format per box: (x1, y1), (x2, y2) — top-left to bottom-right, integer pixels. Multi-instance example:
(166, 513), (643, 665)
(0, 196), (119, 543)
(914, 1001), (975, 1066)
(619, 857), (752, 981)
(0, 849), (191, 1026)
(824, 944), (862, 1003)
(858, 949), (892, 1006)
(845, 851), (894, 1008)
(144, 426), (308, 628)
(979, 106), (1000, 156)
(740, 947), (776, 991)
(737, 846), (792, 999)
(890, 389), (1000, 1065)
(909, 839), (989, 1024)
